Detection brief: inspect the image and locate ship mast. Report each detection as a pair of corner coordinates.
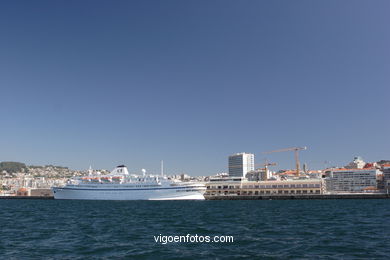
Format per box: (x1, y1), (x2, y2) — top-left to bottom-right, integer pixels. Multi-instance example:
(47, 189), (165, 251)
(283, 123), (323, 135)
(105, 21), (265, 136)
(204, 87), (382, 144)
(161, 160), (164, 176)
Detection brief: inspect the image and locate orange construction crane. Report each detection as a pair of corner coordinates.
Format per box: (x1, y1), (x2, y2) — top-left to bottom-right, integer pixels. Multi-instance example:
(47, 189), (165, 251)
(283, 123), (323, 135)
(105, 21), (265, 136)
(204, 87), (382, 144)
(229, 161), (277, 173)
(263, 159), (277, 168)
(229, 163), (274, 168)
(263, 147), (307, 176)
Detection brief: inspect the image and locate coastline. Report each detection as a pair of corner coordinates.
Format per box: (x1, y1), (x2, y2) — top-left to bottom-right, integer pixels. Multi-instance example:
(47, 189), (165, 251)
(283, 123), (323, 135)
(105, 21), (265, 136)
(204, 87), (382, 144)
(1, 193), (390, 200)
(0, 196), (54, 199)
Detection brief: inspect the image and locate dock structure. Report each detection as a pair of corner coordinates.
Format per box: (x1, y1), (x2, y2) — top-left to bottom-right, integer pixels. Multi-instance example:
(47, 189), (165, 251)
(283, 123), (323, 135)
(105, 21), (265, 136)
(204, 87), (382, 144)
(205, 193), (390, 200)
(206, 179), (324, 196)
(0, 196), (54, 199)
(205, 178), (390, 200)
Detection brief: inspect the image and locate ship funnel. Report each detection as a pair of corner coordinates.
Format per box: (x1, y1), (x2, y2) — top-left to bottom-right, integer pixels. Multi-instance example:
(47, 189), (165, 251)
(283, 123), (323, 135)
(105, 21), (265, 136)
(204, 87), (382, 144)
(111, 165), (129, 175)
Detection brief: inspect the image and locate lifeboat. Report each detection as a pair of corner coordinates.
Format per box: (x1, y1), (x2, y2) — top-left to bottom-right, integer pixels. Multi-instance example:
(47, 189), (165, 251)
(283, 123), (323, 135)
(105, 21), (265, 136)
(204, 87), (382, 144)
(90, 177), (101, 183)
(112, 176), (122, 182)
(101, 177), (112, 182)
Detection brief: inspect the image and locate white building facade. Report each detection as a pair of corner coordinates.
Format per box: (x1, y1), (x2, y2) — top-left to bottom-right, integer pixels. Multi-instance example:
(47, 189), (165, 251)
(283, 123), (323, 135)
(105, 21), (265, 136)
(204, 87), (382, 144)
(325, 168), (380, 193)
(382, 164), (390, 190)
(346, 156), (366, 169)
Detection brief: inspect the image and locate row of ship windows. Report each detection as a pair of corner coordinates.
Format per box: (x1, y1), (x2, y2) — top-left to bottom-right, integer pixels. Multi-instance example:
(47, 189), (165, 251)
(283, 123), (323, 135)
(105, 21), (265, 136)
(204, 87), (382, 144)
(207, 184), (320, 189)
(332, 180), (376, 184)
(79, 185), (160, 188)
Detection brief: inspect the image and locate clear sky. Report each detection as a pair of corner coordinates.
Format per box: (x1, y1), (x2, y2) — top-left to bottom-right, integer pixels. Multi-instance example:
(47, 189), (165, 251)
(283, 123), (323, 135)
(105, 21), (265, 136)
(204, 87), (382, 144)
(0, 0), (389, 175)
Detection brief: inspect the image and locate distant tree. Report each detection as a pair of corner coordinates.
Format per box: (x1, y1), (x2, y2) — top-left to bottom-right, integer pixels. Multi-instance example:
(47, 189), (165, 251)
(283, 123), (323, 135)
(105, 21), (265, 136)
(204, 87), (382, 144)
(0, 161), (28, 173)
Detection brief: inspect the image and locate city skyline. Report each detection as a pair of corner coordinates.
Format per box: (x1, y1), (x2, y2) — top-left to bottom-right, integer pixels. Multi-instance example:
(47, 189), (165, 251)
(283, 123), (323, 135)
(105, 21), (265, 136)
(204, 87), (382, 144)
(0, 1), (389, 175)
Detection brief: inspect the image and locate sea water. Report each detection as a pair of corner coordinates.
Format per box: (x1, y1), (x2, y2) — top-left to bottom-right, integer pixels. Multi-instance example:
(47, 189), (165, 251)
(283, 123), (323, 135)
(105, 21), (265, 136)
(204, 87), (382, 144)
(0, 199), (389, 259)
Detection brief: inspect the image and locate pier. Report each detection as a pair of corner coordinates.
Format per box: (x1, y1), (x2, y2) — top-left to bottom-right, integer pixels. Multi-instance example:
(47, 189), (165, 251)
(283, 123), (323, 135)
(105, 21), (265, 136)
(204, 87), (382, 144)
(205, 193), (390, 200)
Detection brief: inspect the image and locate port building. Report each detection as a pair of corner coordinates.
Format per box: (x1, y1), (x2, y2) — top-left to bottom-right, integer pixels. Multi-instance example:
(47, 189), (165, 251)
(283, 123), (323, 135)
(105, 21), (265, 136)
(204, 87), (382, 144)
(245, 168), (270, 181)
(382, 164), (390, 191)
(206, 179), (323, 197)
(324, 168), (380, 193)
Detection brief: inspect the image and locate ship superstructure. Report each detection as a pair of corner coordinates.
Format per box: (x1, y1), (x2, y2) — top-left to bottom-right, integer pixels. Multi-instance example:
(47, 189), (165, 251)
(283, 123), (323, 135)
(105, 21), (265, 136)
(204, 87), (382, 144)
(52, 165), (205, 200)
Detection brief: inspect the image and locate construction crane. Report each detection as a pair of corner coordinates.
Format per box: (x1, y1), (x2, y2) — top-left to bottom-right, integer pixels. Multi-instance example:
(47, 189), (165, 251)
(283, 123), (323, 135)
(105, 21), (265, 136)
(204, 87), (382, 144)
(228, 162), (275, 168)
(263, 158), (277, 168)
(263, 147), (307, 176)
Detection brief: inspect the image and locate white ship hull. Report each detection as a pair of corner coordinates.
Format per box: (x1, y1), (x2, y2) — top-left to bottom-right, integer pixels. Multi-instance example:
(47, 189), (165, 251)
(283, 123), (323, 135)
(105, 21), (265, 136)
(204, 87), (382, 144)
(53, 165), (205, 200)
(52, 185), (206, 200)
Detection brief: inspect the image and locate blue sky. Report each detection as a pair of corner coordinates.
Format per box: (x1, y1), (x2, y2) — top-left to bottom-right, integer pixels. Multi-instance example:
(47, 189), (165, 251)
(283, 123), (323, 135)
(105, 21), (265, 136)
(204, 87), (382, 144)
(0, 1), (389, 175)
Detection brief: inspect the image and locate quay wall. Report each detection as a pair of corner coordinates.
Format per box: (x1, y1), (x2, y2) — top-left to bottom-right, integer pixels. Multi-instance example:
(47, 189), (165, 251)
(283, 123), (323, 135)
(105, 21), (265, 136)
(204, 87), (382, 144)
(1, 194), (389, 200)
(0, 196), (54, 199)
(205, 194), (390, 200)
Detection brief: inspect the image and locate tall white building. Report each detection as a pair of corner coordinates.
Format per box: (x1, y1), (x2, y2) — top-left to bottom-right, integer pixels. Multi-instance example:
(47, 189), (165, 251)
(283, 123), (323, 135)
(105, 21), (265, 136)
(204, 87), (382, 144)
(228, 153), (254, 177)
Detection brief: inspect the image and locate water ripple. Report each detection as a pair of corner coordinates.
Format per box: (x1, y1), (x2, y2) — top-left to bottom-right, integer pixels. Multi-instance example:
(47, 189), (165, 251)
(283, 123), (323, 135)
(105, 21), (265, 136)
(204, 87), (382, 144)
(0, 199), (389, 259)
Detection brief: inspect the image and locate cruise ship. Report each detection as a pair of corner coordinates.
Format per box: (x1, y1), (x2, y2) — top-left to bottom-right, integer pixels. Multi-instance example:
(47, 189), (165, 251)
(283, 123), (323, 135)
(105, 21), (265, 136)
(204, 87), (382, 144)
(52, 165), (206, 200)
